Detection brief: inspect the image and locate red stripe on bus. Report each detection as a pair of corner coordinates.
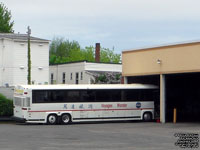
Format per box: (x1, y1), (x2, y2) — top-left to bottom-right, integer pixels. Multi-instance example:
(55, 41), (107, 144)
(28, 108), (153, 113)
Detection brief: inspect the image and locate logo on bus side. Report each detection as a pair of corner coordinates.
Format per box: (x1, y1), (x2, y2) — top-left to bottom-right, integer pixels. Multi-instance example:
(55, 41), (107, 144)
(136, 102), (141, 108)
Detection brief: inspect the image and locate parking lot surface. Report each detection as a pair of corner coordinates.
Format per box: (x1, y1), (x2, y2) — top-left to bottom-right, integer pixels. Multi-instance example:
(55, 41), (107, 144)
(0, 121), (199, 150)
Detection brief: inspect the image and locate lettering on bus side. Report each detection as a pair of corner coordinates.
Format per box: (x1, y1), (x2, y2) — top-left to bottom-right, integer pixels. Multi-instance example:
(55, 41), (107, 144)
(79, 104), (84, 109)
(71, 104), (75, 109)
(63, 104), (67, 109)
(117, 104), (127, 107)
(101, 104), (113, 108)
(88, 104), (93, 109)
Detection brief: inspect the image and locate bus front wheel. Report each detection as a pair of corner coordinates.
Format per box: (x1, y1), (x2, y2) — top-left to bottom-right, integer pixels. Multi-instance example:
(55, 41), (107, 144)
(47, 114), (57, 125)
(143, 112), (152, 122)
(61, 114), (71, 125)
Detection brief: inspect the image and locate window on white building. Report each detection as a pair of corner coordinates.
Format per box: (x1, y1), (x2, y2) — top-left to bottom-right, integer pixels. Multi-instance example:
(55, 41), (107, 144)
(62, 73), (66, 84)
(51, 73), (54, 84)
(76, 72), (79, 84)
(70, 73), (73, 80)
(81, 72), (83, 80)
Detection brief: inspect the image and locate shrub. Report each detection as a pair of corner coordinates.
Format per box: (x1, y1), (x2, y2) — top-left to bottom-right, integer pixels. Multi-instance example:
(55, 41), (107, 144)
(0, 94), (13, 116)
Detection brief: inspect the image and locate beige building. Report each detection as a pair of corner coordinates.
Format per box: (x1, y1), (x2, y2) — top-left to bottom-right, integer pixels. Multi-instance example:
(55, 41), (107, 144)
(122, 41), (200, 123)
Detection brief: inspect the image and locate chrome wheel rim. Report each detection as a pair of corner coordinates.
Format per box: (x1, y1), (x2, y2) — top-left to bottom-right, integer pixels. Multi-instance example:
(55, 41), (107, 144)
(62, 115), (69, 123)
(144, 113), (151, 121)
(48, 115), (56, 124)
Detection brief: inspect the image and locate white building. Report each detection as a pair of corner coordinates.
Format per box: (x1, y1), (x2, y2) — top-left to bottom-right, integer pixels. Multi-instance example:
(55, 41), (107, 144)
(0, 33), (49, 86)
(49, 61), (122, 84)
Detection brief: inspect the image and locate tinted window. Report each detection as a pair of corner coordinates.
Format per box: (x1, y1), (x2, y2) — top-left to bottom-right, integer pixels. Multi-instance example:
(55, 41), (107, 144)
(96, 90), (112, 102)
(80, 90), (95, 102)
(67, 91), (80, 102)
(32, 89), (158, 103)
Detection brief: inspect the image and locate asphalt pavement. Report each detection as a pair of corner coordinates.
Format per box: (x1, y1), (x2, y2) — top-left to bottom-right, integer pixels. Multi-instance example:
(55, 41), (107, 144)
(0, 121), (199, 150)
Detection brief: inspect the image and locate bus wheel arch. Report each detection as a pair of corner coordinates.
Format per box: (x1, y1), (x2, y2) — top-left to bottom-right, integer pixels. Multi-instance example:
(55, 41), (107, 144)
(47, 114), (58, 125)
(60, 113), (72, 125)
(143, 112), (152, 122)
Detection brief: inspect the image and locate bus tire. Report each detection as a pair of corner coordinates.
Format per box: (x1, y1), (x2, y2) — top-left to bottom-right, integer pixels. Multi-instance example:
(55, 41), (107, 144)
(143, 112), (152, 122)
(47, 114), (57, 125)
(61, 114), (71, 125)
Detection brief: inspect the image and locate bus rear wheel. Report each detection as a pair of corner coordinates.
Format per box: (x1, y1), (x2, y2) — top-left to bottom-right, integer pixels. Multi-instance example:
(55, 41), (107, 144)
(47, 114), (57, 125)
(143, 112), (152, 122)
(61, 114), (71, 125)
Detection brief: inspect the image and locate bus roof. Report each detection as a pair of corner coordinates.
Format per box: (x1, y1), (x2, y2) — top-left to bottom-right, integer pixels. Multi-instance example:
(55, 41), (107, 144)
(15, 84), (158, 90)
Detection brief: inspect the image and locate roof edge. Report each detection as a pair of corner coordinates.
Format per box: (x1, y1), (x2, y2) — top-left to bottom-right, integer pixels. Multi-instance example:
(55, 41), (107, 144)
(123, 40), (200, 53)
(50, 60), (122, 66)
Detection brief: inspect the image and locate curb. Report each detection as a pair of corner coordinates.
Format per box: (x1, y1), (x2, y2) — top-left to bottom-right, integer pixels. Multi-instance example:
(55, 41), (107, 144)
(0, 117), (13, 121)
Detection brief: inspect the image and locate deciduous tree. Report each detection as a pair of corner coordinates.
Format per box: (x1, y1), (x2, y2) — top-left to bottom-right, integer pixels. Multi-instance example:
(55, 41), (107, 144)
(0, 3), (14, 33)
(49, 37), (121, 65)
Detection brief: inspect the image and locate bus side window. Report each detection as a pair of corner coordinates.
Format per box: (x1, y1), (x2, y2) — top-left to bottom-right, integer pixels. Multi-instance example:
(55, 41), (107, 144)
(111, 90), (121, 101)
(121, 90), (140, 101)
(67, 91), (80, 102)
(33, 90), (48, 103)
(80, 90), (95, 102)
(95, 90), (111, 102)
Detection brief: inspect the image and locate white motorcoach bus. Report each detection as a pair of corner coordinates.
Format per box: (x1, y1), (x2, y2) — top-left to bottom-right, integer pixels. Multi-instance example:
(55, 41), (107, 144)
(13, 84), (158, 124)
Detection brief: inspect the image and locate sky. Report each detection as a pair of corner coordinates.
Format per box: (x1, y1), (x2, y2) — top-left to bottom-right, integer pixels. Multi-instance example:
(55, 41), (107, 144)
(1, 0), (200, 53)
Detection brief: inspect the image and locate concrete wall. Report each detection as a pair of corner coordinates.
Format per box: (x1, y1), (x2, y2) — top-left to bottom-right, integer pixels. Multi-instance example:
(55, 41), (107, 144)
(0, 87), (14, 100)
(122, 42), (200, 76)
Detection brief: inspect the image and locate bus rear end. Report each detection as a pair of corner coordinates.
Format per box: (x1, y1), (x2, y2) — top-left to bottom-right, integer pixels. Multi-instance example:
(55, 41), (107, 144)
(13, 86), (30, 122)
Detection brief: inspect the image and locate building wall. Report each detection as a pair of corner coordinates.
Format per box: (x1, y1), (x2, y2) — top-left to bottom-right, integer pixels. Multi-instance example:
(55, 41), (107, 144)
(49, 62), (87, 84)
(122, 42), (200, 76)
(0, 38), (49, 86)
(31, 42), (49, 85)
(12, 41), (27, 85)
(49, 62), (122, 84)
(1, 39), (14, 86)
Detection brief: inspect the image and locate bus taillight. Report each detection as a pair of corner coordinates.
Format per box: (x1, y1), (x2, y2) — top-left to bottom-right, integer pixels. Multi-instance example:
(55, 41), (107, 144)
(22, 108), (27, 110)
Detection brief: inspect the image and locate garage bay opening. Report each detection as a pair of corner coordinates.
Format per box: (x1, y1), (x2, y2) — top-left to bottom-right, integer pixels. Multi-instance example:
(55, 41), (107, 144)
(166, 73), (200, 122)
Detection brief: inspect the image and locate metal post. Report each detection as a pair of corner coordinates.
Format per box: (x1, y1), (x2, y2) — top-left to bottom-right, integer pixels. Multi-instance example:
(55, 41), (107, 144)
(173, 108), (177, 123)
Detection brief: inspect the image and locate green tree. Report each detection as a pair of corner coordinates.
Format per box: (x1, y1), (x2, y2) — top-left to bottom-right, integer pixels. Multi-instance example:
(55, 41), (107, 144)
(49, 37), (82, 64)
(100, 47), (120, 63)
(0, 3), (14, 33)
(49, 37), (121, 64)
(82, 46), (95, 62)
